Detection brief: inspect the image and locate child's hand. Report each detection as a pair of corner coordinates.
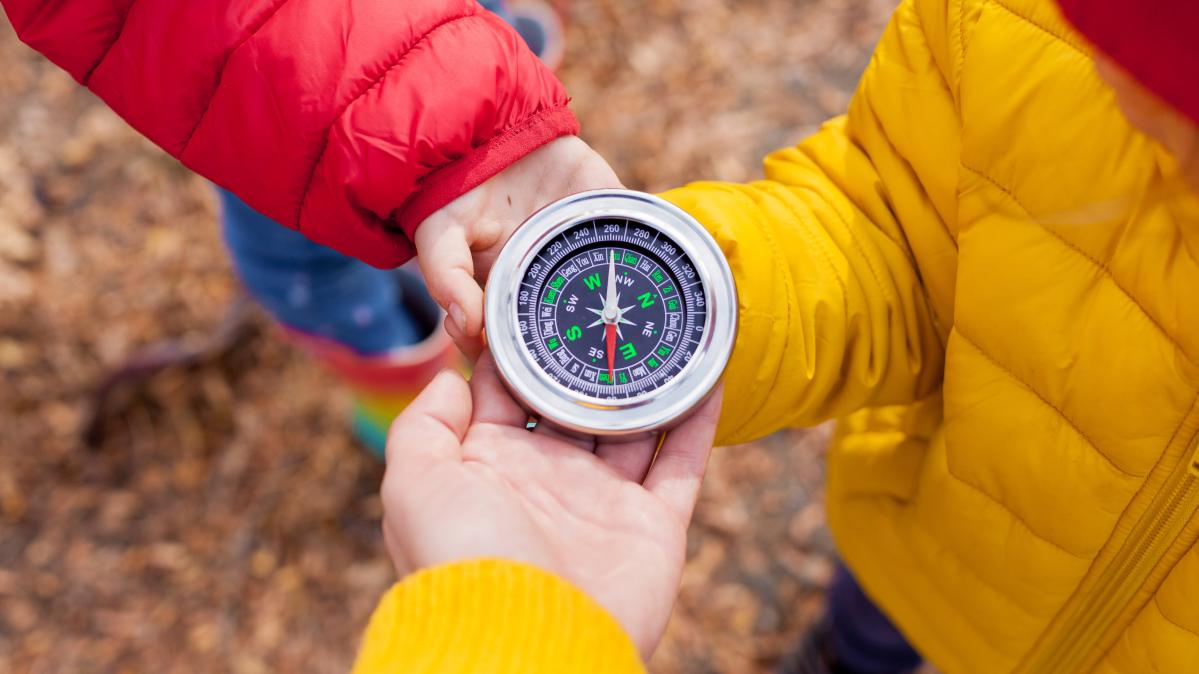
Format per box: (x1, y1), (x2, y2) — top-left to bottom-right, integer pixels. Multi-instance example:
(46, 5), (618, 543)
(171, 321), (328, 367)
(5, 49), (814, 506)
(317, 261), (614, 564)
(415, 137), (621, 356)
(381, 355), (720, 657)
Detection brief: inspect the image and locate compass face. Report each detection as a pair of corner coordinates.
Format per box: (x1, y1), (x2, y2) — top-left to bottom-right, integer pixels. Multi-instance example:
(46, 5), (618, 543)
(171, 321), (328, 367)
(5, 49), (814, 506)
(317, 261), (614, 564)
(487, 189), (736, 436)
(516, 218), (707, 401)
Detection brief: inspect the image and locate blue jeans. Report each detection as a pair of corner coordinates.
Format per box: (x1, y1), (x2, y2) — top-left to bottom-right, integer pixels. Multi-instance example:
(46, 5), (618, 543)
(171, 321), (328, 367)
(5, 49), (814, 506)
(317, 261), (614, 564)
(828, 563), (923, 673)
(479, 0), (513, 23)
(219, 190), (425, 355)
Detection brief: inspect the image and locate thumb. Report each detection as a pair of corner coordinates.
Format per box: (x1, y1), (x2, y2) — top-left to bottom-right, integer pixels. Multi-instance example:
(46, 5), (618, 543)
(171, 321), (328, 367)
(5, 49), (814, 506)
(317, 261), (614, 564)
(643, 386), (723, 523)
(385, 369), (473, 466)
(443, 313), (484, 362)
(414, 222), (485, 339)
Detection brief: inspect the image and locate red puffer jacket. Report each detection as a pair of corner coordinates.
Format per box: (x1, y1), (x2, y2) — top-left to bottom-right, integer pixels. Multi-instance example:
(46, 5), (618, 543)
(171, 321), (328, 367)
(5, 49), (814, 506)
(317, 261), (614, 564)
(2, 0), (578, 267)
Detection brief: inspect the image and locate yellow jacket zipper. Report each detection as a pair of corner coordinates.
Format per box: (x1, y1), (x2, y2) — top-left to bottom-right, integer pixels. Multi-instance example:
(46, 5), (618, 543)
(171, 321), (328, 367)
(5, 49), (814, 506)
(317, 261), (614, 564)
(1019, 433), (1199, 674)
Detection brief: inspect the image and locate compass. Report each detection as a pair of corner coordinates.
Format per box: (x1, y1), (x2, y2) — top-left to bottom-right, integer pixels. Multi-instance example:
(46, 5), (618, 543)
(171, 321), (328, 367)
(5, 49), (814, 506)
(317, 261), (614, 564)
(485, 189), (737, 437)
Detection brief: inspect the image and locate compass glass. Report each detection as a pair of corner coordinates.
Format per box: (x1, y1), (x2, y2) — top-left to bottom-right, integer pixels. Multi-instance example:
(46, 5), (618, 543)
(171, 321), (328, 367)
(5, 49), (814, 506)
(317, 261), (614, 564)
(516, 217), (707, 400)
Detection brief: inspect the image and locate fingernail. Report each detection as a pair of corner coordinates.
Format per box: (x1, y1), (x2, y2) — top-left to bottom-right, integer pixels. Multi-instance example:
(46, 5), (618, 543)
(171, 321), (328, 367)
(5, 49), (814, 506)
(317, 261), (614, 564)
(449, 303), (467, 334)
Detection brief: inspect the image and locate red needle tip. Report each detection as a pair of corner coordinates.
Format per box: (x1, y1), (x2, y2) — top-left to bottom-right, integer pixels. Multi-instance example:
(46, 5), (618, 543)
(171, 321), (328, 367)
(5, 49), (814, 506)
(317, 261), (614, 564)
(605, 323), (616, 385)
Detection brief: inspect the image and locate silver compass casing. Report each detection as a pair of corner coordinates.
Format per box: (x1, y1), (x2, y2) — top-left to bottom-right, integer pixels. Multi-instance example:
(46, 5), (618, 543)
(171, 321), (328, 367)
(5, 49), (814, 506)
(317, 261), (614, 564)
(485, 189), (737, 438)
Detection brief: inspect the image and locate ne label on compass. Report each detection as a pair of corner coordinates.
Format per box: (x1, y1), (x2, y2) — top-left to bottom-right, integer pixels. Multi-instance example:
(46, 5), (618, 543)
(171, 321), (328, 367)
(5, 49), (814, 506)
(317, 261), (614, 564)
(517, 218), (707, 400)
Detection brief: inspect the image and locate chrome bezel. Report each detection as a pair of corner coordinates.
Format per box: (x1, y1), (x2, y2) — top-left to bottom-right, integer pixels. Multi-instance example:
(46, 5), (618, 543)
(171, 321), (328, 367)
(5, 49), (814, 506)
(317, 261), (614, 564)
(485, 189), (737, 436)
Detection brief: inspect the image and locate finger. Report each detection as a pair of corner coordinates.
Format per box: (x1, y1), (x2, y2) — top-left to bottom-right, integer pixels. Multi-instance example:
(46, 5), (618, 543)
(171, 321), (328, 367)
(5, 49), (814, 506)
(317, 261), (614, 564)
(595, 436), (658, 483)
(385, 369), (473, 465)
(469, 353), (528, 428)
(415, 224), (485, 338)
(643, 386), (723, 522)
(471, 246), (502, 286)
(444, 315), (484, 361)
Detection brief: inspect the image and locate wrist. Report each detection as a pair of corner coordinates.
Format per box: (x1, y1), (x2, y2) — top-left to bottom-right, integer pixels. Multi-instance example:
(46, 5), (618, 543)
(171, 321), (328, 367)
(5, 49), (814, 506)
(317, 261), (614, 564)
(399, 105), (580, 239)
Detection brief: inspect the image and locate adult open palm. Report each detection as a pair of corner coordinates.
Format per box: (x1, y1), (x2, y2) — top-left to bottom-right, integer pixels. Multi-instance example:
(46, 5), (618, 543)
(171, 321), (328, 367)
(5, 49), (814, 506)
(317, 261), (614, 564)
(381, 355), (721, 658)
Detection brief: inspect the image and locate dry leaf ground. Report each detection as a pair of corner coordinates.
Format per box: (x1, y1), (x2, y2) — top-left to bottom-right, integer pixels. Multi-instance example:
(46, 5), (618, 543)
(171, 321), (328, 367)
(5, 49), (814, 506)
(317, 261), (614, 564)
(0, 1), (897, 672)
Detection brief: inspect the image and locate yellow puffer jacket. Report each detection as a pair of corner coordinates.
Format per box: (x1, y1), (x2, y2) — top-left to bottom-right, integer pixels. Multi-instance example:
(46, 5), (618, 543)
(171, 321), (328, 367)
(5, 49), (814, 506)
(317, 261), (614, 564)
(351, 1), (1198, 671)
(663, 0), (1199, 672)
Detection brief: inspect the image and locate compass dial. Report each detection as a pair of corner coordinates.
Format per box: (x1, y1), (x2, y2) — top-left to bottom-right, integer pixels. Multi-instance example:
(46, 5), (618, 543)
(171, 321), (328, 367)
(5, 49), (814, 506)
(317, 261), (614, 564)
(486, 189), (736, 436)
(517, 219), (706, 401)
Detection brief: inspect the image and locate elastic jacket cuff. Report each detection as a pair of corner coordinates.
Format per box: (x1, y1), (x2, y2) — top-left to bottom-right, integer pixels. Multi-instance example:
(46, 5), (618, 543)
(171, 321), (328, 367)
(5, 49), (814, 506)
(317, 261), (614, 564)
(352, 558), (644, 674)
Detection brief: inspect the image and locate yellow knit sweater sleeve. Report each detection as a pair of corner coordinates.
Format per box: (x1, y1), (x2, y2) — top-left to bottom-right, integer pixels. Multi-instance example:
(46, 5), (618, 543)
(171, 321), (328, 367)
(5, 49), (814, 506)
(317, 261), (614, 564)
(660, 0), (958, 445)
(351, 559), (646, 674)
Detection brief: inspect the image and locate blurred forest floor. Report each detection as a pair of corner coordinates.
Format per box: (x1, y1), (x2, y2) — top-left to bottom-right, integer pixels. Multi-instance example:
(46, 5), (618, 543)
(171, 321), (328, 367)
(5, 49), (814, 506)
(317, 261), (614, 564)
(0, 1), (894, 672)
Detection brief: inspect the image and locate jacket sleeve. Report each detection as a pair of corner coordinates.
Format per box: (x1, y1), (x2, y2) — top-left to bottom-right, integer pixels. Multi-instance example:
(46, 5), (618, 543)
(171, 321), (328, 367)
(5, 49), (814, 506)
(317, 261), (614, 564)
(351, 559), (645, 674)
(1, 0), (578, 267)
(661, 0), (958, 445)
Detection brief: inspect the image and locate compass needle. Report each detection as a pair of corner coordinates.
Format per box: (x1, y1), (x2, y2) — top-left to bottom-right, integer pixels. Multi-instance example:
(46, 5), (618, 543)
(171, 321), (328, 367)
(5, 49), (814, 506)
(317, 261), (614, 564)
(605, 250), (618, 320)
(605, 323), (616, 385)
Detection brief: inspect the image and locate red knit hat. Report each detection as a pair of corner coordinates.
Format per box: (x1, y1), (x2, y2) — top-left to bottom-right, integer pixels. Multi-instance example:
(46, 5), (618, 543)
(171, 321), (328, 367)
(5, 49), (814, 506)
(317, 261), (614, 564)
(1056, 0), (1199, 126)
